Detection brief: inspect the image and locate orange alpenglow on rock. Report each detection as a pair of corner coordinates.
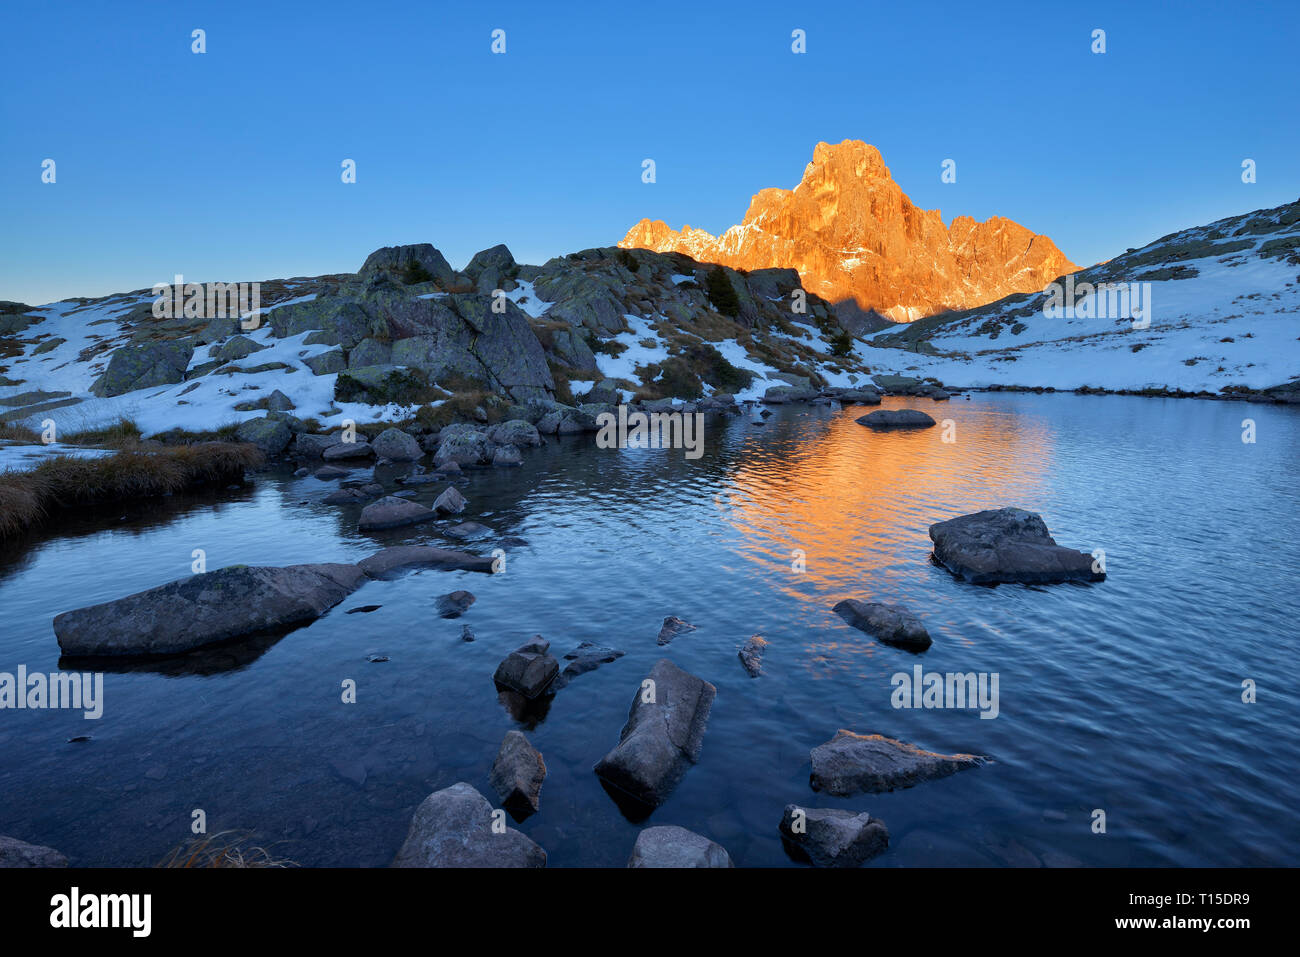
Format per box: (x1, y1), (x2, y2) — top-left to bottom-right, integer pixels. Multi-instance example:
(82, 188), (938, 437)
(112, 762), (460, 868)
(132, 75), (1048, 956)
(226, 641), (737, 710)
(620, 140), (1078, 322)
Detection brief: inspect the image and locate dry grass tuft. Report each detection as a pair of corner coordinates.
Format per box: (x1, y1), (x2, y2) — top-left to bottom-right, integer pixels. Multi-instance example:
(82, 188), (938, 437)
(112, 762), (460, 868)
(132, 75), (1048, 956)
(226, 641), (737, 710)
(0, 442), (264, 538)
(159, 830), (298, 869)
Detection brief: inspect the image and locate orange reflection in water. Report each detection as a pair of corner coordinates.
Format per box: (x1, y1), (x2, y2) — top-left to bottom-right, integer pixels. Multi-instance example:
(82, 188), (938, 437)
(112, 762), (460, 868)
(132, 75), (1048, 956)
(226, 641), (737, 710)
(715, 401), (1055, 655)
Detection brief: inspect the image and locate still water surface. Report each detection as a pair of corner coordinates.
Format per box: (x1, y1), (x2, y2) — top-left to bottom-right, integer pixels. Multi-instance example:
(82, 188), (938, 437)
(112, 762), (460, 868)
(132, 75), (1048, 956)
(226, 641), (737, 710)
(1, 394), (1297, 866)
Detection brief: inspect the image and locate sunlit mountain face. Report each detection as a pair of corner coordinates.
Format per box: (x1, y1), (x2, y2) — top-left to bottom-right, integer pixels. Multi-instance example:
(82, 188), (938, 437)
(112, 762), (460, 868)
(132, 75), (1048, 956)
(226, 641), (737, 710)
(622, 140), (1078, 322)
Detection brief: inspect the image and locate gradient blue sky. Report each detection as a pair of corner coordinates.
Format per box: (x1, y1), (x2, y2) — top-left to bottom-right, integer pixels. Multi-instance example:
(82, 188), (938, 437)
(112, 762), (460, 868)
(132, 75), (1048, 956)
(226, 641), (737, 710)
(3, 0), (1297, 305)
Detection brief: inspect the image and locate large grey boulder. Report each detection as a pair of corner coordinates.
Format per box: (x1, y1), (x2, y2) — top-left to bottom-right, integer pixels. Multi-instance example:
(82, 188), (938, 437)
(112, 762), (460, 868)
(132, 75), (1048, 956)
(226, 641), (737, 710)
(593, 659), (715, 810)
(833, 600), (931, 650)
(809, 730), (986, 796)
(357, 545), (496, 578)
(836, 388), (882, 405)
(91, 339), (194, 396)
(493, 637), (560, 699)
(294, 433), (340, 457)
(491, 444), (523, 467)
(359, 243), (455, 287)
(488, 730), (546, 816)
(434, 431), (490, 467)
(0, 835), (68, 868)
(856, 408), (936, 429)
(235, 416), (292, 455)
(762, 385), (818, 404)
(464, 244), (517, 283)
(370, 427), (422, 462)
(53, 563), (366, 657)
(928, 508), (1104, 585)
(391, 782), (546, 868)
(212, 335), (268, 362)
(358, 496), (435, 531)
(779, 805), (889, 867)
(627, 826), (733, 868)
(487, 419), (541, 448)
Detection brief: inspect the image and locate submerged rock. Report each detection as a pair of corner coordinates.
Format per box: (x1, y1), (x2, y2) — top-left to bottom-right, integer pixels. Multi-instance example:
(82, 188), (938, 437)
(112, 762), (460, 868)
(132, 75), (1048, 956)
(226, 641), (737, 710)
(928, 507), (1104, 585)
(356, 545), (496, 578)
(435, 590), (476, 619)
(445, 521), (492, 539)
(832, 599), (931, 650)
(809, 730), (986, 796)
(358, 496), (435, 530)
(0, 835), (68, 868)
(779, 805), (889, 868)
(655, 615), (697, 646)
(738, 634), (768, 676)
(489, 730), (547, 817)
(593, 659), (716, 811)
(627, 826), (733, 868)
(855, 408), (936, 429)
(53, 563), (365, 657)
(391, 782), (546, 868)
(552, 641), (625, 690)
(493, 637), (560, 699)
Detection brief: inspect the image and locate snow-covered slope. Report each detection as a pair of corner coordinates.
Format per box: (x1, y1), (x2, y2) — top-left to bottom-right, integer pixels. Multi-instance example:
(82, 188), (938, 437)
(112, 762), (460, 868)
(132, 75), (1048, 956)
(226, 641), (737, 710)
(864, 198), (1300, 395)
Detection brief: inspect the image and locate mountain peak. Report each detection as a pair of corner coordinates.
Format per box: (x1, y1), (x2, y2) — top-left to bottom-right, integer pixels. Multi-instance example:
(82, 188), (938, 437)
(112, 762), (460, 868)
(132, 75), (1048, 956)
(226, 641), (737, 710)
(621, 141), (1077, 321)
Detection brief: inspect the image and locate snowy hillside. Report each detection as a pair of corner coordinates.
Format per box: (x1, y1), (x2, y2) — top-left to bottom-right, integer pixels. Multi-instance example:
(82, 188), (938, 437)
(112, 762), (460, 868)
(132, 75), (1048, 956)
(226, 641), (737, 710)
(864, 198), (1300, 396)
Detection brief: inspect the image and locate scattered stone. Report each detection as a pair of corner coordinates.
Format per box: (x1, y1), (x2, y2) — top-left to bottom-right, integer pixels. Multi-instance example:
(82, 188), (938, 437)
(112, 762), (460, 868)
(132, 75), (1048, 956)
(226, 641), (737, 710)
(0, 835), (68, 868)
(738, 634), (768, 676)
(436, 590), (476, 619)
(53, 564), (365, 657)
(366, 654), (389, 663)
(356, 545), (496, 578)
(832, 599), (931, 650)
(391, 782), (546, 868)
(347, 605), (382, 615)
(293, 467), (309, 478)
(461, 625), (476, 642)
(293, 433), (339, 457)
(358, 496), (435, 531)
(628, 826), (733, 868)
(656, 615), (697, 646)
(593, 659), (715, 811)
(928, 507), (1105, 585)
(855, 409), (937, 429)
(433, 486), (467, 515)
(265, 389), (295, 412)
(489, 730), (547, 817)
(313, 465), (351, 479)
(779, 805), (889, 868)
(493, 637), (560, 699)
(809, 730), (986, 796)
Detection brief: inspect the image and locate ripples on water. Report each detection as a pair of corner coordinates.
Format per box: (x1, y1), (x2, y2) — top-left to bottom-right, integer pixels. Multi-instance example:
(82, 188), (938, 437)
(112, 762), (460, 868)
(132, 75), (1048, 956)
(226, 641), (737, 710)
(1, 394), (1297, 866)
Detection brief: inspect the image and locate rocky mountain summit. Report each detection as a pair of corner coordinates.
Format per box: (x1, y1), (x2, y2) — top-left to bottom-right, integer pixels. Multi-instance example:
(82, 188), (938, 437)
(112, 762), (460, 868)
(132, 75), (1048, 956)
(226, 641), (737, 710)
(621, 140), (1078, 322)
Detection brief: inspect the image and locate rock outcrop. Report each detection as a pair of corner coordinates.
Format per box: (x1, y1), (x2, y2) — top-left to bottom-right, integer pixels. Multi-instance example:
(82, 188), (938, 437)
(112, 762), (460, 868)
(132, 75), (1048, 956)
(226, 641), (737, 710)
(627, 826), (733, 868)
(929, 507), (1104, 585)
(778, 805), (890, 867)
(809, 730), (986, 795)
(53, 563), (365, 657)
(391, 782), (546, 868)
(833, 600), (931, 650)
(594, 659), (715, 811)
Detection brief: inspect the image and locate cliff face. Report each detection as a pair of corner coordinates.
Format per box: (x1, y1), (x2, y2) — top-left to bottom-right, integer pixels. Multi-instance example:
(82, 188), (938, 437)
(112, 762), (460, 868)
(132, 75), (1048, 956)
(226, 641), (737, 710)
(621, 140), (1078, 322)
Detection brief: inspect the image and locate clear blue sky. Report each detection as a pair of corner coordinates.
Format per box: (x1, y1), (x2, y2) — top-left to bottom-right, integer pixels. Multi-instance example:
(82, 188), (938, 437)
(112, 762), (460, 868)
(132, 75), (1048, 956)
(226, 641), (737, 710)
(2, 0), (1297, 305)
